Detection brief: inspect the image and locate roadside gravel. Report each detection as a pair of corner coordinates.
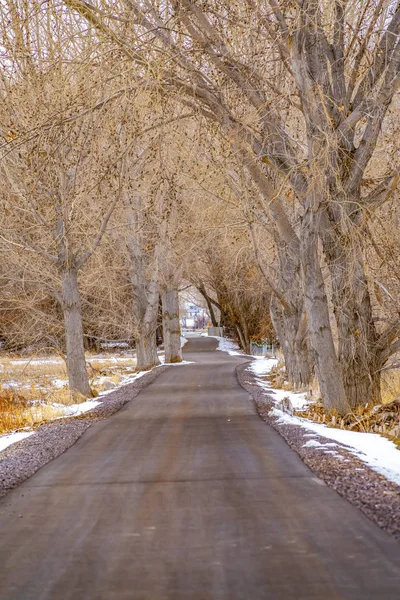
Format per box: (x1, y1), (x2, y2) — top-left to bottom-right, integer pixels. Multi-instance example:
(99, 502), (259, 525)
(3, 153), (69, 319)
(0, 366), (169, 498)
(237, 362), (400, 542)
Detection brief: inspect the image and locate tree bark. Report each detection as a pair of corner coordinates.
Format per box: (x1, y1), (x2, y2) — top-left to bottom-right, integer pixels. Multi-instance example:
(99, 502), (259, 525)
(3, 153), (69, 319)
(136, 330), (160, 371)
(61, 268), (92, 398)
(270, 296), (312, 389)
(162, 289), (183, 363)
(324, 234), (381, 407)
(301, 215), (349, 413)
(135, 277), (161, 371)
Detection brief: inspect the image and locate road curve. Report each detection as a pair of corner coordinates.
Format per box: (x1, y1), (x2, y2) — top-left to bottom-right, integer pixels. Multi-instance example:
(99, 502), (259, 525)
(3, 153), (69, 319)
(1, 336), (400, 599)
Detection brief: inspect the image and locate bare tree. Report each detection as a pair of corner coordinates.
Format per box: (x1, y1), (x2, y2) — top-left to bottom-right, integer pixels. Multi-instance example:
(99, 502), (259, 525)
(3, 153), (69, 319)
(62, 0), (400, 411)
(0, 8), (124, 396)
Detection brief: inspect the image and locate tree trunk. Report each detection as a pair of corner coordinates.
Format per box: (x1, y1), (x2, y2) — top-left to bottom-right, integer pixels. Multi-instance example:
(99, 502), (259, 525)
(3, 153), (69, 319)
(267, 240), (314, 390)
(235, 324), (248, 353)
(197, 285), (218, 327)
(238, 314), (250, 354)
(135, 275), (161, 371)
(206, 299), (218, 327)
(294, 312), (314, 389)
(61, 268), (92, 398)
(301, 216), (349, 413)
(270, 297), (313, 389)
(162, 289), (183, 363)
(324, 235), (381, 408)
(136, 331), (160, 371)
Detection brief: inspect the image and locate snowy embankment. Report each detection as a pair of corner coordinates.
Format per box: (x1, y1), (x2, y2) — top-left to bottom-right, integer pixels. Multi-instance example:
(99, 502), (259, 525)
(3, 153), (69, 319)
(248, 357), (400, 487)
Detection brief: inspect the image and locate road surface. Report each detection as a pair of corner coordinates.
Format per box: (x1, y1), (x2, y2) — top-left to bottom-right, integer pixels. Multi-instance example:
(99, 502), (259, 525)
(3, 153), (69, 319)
(1, 336), (400, 599)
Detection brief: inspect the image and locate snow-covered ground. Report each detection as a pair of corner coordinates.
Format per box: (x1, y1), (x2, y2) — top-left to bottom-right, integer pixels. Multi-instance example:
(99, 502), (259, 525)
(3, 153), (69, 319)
(212, 336), (244, 356)
(0, 431), (34, 453)
(249, 357), (278, 375)
(52, 400), (102, 416)
(248, 358), (309, 411)
(249, 357), (400, 487)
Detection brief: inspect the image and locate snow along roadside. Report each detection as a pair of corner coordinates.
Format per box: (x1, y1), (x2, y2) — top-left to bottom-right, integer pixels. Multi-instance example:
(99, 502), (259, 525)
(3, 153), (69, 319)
(214, 336), (244, 356)
(237, 359), (400, 541)
(247, 357), (400, 487)
(0, 431), (35, 454)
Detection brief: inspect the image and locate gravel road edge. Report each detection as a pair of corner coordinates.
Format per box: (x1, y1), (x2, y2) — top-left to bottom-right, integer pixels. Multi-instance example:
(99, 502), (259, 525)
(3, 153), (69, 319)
(236, 361), (400, 542)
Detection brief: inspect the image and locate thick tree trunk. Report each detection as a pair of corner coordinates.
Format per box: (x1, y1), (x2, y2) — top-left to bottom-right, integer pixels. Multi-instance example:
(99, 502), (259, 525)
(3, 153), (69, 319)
(162, 289), (182, 363)
(61, 268), (92, 398)
(301, 217), (349, 413)
(294, 313), (314, 389)
(136, 331), (160, 371)
(135, 291), (161, 372)
(270, 297), (313, 389)
(135, 275), (161, 371)
(267, 240), (314, 390)
(324, 236), (381, 408)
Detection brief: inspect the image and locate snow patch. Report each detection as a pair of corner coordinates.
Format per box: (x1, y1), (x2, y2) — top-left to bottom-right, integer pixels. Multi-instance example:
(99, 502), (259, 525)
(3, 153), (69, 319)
(100, 342), (130, 349)
(0, 431), (34, 453)
(107, 369), (151, 389)
(270, 407), (400, 486)
(165, 360), (194, 366)
(249, 360), (400, 487)
(211, 336), (243, 356)
(8, 358), (62, 366)
(52, 400), (101, 416)
(51, 378), (68, 389)
(249, 357), (278, 376)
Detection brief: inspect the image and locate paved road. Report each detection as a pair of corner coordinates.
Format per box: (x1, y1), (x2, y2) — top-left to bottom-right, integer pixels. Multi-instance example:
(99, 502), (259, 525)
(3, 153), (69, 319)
(1, 336), (400, 599)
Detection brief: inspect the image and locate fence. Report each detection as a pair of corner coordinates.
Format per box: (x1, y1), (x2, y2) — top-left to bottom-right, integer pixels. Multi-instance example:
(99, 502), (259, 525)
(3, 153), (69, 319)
(250, 340), (275, 357)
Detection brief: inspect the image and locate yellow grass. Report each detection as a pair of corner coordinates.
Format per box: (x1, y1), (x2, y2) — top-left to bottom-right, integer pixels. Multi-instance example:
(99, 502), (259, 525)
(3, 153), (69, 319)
(265, 358), (399, 440)
(0, 392), (66, 434)
(0, 351), (136, 435)
(0, 357), (67, 381)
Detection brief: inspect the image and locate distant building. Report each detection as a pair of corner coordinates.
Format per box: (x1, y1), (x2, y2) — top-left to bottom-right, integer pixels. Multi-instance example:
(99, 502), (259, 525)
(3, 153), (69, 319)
(180, 302), (209, 329)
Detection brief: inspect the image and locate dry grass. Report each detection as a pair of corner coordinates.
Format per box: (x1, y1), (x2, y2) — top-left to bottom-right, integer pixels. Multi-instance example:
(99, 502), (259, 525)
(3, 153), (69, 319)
(0, 391), (66, 434)
(0, 357), (67, 382)
(264, 359), (400, 443)
(295, 400), (400, 445)
(0, 351), (137, 436)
